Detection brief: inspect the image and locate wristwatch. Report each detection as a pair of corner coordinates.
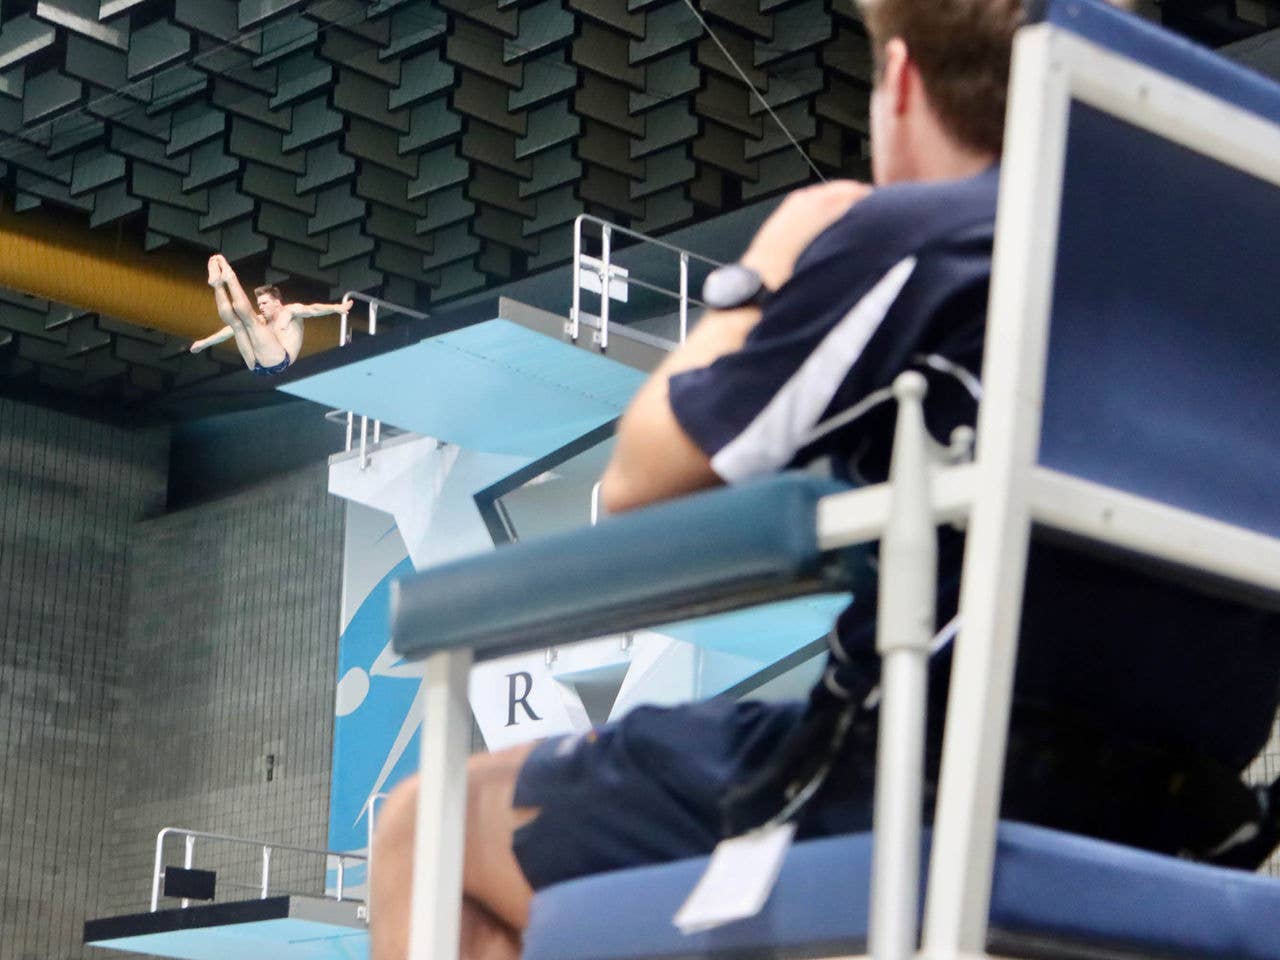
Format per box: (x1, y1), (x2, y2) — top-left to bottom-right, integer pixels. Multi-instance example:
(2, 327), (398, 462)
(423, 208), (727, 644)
(701, 263), (772, 310)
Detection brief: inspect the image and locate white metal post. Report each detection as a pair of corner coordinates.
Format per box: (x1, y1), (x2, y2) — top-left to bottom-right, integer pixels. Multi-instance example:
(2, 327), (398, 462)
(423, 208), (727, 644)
(407, 649), (475, 960)
(261, 846), (272, 898)
(679, 252), (689, 342)
(599, 224), (612, 351)
(365, 792), (388, 921)
(922, 27), (1068, 958)
(369, 302), (382, 447)
(150, 829), (170, 911)
(570, 216), (584, 340)
(181, 835), (195, 909)
(342, 303), (354, 452)
(868, 372), (935, 960)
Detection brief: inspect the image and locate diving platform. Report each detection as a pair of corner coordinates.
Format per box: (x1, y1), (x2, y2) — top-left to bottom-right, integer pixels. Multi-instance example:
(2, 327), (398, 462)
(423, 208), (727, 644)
(84, 896), (367, 960)
(276, 297), (654, 457)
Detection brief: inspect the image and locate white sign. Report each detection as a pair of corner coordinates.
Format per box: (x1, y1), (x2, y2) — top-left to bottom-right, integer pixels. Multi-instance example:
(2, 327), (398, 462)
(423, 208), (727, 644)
(579, 255), (630, 302)
(468, 650), (591, 751)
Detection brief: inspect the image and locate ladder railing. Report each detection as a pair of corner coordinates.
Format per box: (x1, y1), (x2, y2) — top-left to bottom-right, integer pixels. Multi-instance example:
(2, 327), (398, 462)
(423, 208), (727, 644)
(569, 215), (723, 351)
(335, 292), (430, 470)
(150, 826), (367, 911)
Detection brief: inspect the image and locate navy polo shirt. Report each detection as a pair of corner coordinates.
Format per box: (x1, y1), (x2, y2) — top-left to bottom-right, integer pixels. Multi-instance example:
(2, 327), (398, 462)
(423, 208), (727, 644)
(669, 167), (1280, 770)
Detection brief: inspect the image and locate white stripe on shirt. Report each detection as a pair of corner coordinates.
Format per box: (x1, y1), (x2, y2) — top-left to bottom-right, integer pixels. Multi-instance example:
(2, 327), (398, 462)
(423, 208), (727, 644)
(710, 256), (918, 482)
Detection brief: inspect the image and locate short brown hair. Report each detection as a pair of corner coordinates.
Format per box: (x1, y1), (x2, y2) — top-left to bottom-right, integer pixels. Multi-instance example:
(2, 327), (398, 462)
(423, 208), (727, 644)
(254, 284), (282, 300)
(858, 0), (1023, 155)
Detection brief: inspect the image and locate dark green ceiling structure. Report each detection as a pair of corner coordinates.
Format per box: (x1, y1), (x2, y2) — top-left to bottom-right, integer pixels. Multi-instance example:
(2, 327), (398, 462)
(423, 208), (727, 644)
(0, 1), (873, 301)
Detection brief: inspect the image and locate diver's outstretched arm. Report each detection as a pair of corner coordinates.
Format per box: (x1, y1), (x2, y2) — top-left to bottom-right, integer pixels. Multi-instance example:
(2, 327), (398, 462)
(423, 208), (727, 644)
(190, 325), (236, 354)
(283, 297), (355, 319)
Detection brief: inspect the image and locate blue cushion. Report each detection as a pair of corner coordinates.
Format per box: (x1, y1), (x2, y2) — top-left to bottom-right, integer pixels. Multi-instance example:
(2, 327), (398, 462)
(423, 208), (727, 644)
(1028, 0), (1280, 126)
(524, 821), (1280, 960)
(392, 474), (854, 660)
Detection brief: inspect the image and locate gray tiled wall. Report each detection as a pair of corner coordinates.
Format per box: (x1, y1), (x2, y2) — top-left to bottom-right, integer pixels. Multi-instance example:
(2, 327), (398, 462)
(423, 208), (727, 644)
(103, 464), (344, 918)
(0, 398), (167, 960)
(0, 396), (344, 960)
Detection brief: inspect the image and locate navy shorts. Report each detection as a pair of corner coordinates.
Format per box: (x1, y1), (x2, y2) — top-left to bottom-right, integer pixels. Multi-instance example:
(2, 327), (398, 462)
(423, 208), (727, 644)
(252, 352), (291, 376)
(511, 698), (879, 891)
(508, 697), (1243, 891)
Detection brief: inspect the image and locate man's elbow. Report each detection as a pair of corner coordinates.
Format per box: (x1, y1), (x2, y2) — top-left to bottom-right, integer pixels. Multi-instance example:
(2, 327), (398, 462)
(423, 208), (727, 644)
(599, 459), (721, 515)
(599, 464), (644, 515)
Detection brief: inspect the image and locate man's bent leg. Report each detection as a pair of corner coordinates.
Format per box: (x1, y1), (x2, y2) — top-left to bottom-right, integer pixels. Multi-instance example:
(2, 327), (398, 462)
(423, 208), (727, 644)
(463, 742), (539, 930)
(217, 255), (289, 366)
(213, 255), (257, 326)
(370, 701), (811, 959)
(370, 742), (538, 960)
(460, 898), (521, 960)
(212, 285), (257, 369)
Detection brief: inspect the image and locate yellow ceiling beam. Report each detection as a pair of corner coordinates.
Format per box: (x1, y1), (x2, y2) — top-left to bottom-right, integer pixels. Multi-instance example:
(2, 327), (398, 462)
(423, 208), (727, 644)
(0, 198), (342, 358)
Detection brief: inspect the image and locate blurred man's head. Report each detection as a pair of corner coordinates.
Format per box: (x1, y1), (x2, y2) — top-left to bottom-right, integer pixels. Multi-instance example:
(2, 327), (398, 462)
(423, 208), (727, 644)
(856, 0), (1134, 184)
(857, 0), (1022, 183)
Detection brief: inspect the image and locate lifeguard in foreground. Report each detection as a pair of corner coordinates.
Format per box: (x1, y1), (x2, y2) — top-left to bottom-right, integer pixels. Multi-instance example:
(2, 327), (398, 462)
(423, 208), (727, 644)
(190, 253), (353, 375)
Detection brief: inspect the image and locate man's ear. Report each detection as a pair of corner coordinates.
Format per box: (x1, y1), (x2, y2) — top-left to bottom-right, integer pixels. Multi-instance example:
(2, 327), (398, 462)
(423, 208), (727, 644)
(882, 37), (912, 117)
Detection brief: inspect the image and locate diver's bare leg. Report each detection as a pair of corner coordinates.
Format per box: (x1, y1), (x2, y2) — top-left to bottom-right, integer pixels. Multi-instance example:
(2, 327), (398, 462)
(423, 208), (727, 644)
(213, 255), (257, 326)
(213, 255), (288, 367)
(212, 283), (258, 370)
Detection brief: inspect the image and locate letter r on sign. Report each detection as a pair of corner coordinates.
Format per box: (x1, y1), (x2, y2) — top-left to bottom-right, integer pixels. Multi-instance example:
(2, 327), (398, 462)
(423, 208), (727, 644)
(506, 671), (542, 727)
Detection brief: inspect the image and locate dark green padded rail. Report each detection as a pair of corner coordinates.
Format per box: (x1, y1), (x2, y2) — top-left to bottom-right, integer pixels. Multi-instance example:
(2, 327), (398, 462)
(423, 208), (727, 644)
(391, 473), (854, 661)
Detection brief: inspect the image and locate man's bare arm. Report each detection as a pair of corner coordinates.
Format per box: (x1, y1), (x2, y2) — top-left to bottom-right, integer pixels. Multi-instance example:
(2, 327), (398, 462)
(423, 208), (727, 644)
(599, 181), (870, 515)
(599, 307), (758, 513)
(190, 325), (236, 353)
(284, 297), (355, 320)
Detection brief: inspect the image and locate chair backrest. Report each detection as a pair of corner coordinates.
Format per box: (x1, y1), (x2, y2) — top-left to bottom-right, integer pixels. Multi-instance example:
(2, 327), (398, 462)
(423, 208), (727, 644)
(1036, 9), (1280, 538)
(923, 3), (1280, 954)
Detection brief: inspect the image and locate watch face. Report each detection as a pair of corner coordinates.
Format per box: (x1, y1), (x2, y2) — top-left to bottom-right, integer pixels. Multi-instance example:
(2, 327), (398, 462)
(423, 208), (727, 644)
(702, 263), (764, 310)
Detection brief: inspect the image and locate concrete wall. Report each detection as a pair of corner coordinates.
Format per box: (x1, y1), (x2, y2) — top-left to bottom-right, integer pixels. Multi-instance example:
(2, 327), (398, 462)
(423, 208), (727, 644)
(0, 396), (344, 959)
(0, 398), (167, 960)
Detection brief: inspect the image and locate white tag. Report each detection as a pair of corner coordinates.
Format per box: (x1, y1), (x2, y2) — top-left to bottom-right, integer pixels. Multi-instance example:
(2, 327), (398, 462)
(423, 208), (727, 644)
(672, 821), (796, 934)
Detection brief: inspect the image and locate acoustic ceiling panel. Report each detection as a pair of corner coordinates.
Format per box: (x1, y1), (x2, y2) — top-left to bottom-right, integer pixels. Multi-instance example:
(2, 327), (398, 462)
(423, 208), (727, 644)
(0, 0), (1265, 412)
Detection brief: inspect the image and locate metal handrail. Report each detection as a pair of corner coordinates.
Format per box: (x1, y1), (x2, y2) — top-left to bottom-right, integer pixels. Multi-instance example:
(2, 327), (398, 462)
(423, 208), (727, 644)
(337, 291), (431, 347)
(334, 292), (429, 470)
(570, 214), (724, 351)
(150, 826), (368, 911)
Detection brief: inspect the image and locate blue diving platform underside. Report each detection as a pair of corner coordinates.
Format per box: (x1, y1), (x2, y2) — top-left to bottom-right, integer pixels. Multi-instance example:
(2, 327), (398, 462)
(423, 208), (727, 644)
(279, 317), (645, 458)
(84, 896), (367, 960)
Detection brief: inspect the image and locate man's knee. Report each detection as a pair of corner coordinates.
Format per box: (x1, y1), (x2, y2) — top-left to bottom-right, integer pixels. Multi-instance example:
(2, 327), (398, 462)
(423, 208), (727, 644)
(375, 775), (420, 857)
(466, 743), (538, 829)
(374, 746), (532, 852)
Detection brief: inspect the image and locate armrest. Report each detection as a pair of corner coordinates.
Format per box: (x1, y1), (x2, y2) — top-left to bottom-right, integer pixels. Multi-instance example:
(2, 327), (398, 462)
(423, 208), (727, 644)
(391, 473), (856, 662)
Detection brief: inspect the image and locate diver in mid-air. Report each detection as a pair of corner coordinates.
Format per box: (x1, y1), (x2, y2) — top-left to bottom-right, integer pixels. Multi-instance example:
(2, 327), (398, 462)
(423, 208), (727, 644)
(190, 253), (352, 376)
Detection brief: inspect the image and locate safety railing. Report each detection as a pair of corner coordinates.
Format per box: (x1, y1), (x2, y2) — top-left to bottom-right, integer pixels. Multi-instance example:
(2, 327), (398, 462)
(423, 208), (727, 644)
(150, 826), (367, 912)
(332, 291), (430, 470)
(569, 215), (723, 351)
